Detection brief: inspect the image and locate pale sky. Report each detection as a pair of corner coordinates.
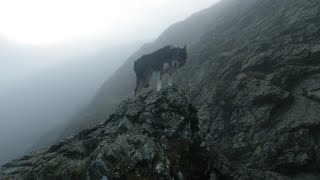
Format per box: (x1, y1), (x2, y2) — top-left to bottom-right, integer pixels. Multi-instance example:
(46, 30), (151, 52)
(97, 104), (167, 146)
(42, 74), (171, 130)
(0, 0), (219, 46)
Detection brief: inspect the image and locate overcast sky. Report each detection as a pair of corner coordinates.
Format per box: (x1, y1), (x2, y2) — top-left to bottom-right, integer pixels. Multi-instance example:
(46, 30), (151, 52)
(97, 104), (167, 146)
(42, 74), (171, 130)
(0, 0), (219, 46)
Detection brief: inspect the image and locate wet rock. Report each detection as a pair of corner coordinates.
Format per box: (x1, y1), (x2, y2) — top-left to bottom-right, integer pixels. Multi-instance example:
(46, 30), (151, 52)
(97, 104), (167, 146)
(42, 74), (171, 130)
(172, 0), (320, 178)
(1, 87), (292, 179)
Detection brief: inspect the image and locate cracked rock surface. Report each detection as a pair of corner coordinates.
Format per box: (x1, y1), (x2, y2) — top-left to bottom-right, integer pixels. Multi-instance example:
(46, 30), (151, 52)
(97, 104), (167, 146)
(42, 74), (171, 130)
(0, 87), (296, 179)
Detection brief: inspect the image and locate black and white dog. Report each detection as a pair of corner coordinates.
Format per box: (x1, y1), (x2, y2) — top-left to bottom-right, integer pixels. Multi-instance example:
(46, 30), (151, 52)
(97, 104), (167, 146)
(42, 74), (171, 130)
(134, 45), (187, 95)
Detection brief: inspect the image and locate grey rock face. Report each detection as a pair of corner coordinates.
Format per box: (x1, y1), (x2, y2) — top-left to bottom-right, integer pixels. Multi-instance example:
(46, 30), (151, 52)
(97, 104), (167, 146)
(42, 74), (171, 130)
(174, 1), (320, 178)
(0, 87), (207, 179)
(0, 87), (293, 179)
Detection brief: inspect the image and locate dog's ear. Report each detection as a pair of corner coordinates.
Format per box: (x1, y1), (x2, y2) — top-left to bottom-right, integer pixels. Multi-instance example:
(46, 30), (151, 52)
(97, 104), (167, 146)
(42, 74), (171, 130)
(183, 45), (186, 50)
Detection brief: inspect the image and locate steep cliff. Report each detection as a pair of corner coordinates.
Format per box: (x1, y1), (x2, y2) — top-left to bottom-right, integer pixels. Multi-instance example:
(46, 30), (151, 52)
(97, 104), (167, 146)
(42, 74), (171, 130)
(175, 0), (320, 176)
(19, 0), (320, 179)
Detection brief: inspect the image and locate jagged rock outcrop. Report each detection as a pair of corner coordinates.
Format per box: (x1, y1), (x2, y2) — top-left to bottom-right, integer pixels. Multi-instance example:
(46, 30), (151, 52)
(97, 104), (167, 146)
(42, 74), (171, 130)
(0, 87), (294, 180)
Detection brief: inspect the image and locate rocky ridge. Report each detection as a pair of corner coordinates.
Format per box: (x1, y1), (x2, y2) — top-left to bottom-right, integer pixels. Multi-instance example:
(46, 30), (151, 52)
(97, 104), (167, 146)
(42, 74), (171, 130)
(0, 87), (294, 180)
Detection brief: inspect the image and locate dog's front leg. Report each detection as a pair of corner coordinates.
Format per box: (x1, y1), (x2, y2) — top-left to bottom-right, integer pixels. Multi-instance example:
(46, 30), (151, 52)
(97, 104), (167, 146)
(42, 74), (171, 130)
(156, 71), (162, 91)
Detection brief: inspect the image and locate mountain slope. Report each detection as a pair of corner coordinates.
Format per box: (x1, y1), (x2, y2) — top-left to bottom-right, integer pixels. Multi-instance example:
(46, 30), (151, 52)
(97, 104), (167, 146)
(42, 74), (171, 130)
(0, 87), (290, 180)
(56, 0), (245, 137)
(47, 0), (320, 177)
(175, 0), (320, 174)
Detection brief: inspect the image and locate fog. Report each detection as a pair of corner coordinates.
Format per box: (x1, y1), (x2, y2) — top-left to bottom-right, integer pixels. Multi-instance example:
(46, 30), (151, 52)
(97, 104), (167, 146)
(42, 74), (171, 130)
(0, 40), (141, 165)
(0, 0), (219, 165)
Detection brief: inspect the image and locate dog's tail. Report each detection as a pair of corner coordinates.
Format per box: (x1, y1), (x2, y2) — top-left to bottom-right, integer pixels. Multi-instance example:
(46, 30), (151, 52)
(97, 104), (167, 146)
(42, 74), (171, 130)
(135, 76), (140, 96)
(134, 62), (139, 96)
(134, 61), (143, 96)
